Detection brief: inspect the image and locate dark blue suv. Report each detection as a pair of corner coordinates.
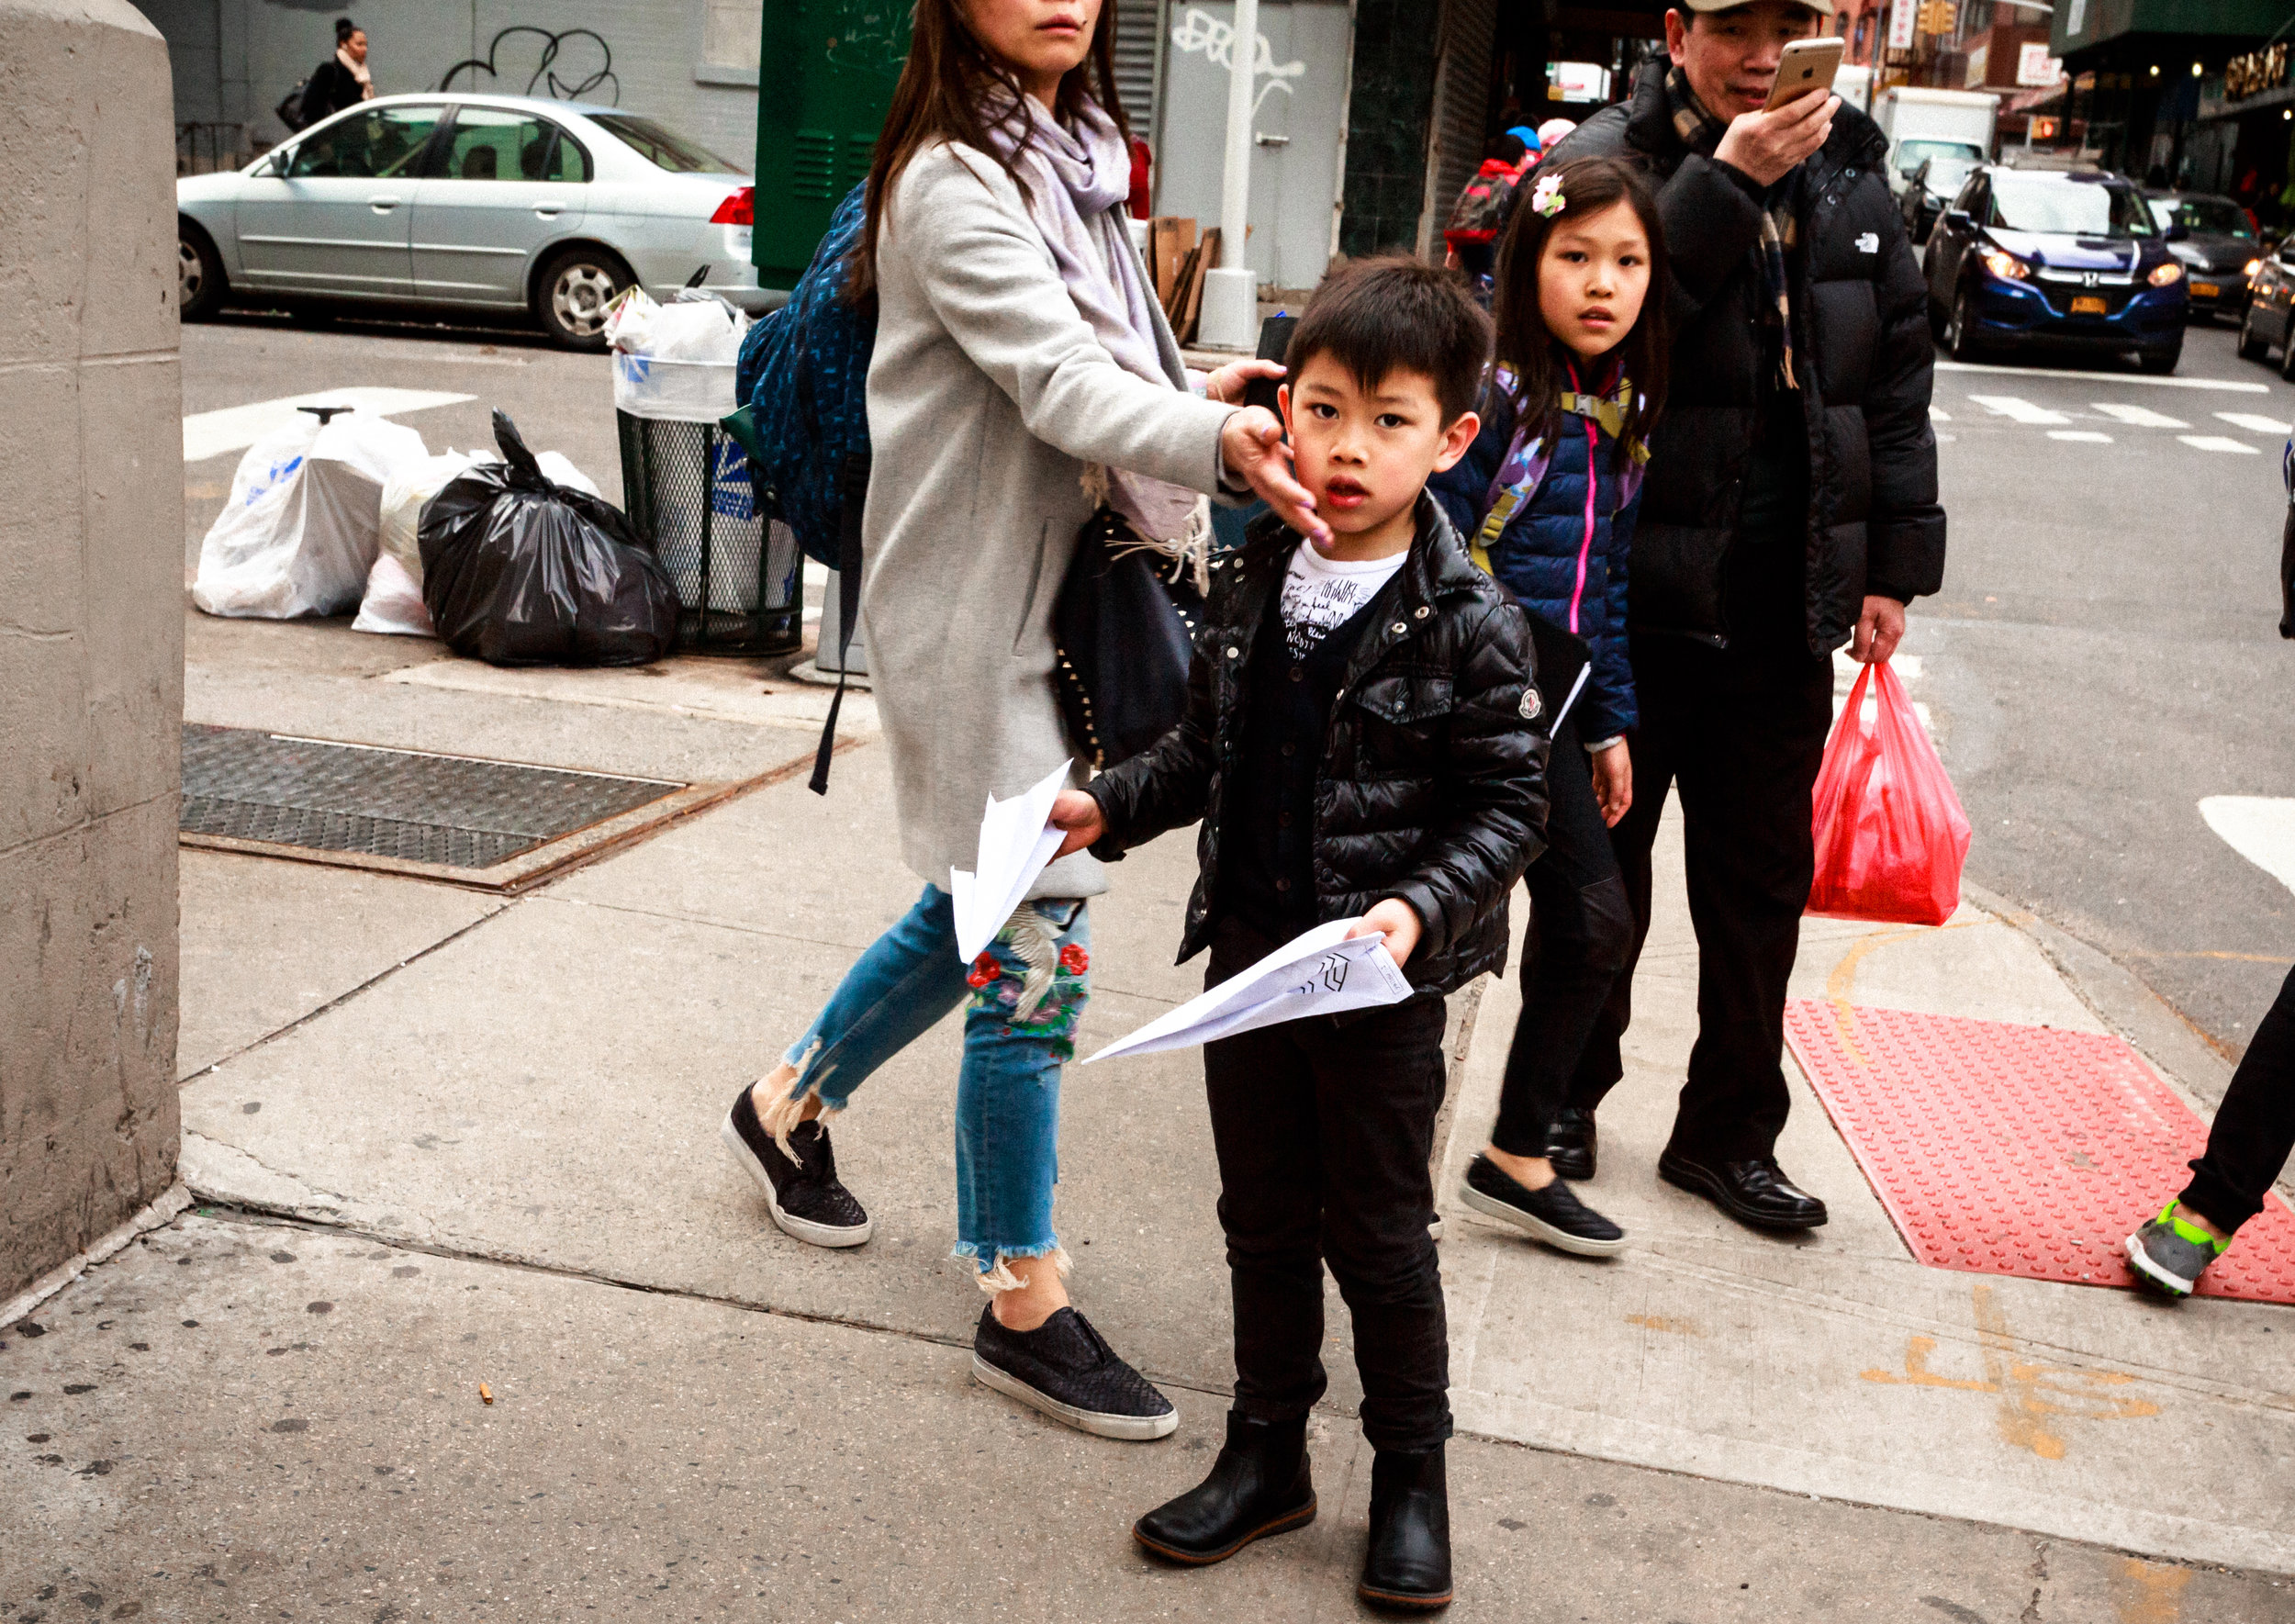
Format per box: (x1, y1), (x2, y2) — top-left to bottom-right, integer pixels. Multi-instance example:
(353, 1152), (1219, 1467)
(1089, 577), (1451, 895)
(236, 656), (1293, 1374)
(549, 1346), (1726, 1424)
(1922, 167), (2189, 373)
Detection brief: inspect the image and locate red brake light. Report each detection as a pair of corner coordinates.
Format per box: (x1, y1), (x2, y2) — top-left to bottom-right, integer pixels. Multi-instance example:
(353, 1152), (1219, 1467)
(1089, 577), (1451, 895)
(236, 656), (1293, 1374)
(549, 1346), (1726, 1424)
(711, 186), (754, 227)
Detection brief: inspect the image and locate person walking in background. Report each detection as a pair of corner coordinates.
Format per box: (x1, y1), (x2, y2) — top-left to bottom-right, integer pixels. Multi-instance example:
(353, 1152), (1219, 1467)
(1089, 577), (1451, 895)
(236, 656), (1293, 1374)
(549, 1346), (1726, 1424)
(2127, 965), (2295, 1298)
(1430, 155), (1668, 1261)
(1543, 0), (1944, 1232)
(717, 0), (1314, 1442)
(1058, 259), (1546, 1610)
(1441, 129), (1537, 299)
(299, 18), (374, 124)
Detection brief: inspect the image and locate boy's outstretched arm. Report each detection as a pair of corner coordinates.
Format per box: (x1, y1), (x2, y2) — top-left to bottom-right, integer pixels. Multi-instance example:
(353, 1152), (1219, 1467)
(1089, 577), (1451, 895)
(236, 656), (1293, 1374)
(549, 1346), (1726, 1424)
(1383, 599), (1550, 964)
(1065, 647), (1218, 860)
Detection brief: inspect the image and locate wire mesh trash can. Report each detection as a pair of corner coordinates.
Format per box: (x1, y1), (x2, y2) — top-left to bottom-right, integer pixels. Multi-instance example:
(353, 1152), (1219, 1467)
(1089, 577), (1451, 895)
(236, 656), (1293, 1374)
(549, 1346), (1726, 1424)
(616, 410), (801, 655)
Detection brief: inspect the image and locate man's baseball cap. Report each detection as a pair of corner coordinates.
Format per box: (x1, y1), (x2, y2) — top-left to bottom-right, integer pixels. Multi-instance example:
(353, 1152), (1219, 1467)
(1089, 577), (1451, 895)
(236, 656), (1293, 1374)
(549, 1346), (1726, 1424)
(1674, 0), (1837, 15)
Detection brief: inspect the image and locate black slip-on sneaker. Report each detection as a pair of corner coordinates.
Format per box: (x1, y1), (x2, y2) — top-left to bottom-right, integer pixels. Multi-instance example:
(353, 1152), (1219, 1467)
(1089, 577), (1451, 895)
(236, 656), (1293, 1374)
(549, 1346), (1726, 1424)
(721, 1082), (872, 1248)
(972, 1305), (1178, 1441)
(1458, 1155), (1627, 1257)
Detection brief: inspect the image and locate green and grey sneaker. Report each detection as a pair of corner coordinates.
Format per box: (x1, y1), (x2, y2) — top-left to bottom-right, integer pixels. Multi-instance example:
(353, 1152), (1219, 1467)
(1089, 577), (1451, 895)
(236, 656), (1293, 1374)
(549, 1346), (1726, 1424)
(2124, 1202), (2231, 1299)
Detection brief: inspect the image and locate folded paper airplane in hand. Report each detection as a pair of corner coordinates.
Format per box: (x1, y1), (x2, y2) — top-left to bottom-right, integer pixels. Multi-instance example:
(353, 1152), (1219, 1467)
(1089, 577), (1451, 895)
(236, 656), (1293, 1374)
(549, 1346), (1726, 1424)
(1085, 918), (1413, 1063)
(949, 759), (1072, 963)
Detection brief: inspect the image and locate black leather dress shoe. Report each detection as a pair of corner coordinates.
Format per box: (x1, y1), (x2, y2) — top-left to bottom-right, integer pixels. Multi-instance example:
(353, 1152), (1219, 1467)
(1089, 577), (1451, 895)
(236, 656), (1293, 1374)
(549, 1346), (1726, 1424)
(1358, 1447), (1452, 1610)
(1542, 1106), (1597, 1182)
(1134, 1412), (1315, 1564)
(1658, 1150), (1829, 1231)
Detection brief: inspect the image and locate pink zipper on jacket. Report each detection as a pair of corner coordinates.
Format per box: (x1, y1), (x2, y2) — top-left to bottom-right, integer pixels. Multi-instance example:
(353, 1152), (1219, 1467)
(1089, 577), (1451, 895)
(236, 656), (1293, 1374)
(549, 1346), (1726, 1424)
(1566, 361), (1597, 635)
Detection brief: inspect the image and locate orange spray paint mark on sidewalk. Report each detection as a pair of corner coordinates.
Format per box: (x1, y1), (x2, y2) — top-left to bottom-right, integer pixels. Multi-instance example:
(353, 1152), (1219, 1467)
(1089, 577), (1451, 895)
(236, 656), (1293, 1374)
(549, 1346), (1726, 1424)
(1819, 922), (1972, 1068)
(1623, 1314), (1705, 1337)
(1860, 1284), (2159, 1460)
(2112, 1557), (2190, 1622)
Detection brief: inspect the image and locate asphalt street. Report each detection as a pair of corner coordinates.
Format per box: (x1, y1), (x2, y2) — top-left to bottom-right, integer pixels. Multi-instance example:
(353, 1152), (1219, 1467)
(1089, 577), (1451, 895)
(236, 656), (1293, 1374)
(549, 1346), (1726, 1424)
(177, 304), (2294, 1060)
(1920, 318), (2295, 1061)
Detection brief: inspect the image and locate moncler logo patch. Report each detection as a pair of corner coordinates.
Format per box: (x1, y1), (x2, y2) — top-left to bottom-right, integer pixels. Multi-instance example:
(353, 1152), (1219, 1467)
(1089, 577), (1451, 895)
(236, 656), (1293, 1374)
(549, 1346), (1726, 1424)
(1856, 231), (1879, 253)
(1519, 688), (1543, 721)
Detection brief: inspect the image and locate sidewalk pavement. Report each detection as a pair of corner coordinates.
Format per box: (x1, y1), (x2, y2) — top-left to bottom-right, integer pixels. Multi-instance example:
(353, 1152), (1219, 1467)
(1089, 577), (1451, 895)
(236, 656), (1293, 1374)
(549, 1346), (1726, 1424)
(5, 612), (2291, 1621)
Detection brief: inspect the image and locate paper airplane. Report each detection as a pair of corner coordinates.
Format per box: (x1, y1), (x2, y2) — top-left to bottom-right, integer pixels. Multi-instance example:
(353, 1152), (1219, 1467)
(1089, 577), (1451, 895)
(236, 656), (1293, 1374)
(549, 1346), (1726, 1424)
(1085, 917), (1413, 1062)
(950, 758), (1072, 963)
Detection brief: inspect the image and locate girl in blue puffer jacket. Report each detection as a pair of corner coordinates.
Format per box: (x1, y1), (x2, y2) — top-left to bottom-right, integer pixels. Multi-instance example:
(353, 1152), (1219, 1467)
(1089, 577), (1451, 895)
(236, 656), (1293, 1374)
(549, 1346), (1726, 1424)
(1430, 155), (1669, 1257)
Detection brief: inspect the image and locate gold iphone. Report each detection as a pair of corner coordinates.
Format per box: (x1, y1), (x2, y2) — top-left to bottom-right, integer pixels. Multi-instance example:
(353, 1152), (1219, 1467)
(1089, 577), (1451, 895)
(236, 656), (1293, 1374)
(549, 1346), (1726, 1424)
(1764, 37), (1844, 111)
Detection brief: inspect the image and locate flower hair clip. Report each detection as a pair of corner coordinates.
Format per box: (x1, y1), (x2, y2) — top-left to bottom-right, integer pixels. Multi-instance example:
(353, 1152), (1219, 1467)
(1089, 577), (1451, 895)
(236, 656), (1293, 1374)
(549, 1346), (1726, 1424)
(1529, 173), (1566, 218)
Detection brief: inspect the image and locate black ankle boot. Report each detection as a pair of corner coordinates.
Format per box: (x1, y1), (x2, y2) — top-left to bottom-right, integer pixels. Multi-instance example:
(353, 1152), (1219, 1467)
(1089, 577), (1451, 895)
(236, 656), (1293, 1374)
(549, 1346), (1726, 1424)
(1133, 1411), (1315, 1564)
(1358, 1446), (1452, 1610)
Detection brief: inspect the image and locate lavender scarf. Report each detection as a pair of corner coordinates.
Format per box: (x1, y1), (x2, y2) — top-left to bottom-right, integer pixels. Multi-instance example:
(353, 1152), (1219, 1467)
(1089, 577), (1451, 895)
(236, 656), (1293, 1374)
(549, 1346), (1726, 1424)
(978, 86), (1202, 543)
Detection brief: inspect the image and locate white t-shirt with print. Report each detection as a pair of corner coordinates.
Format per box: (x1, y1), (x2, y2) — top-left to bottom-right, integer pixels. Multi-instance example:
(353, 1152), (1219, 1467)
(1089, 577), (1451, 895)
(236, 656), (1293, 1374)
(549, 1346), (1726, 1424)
(1278, 544), (1405, 660)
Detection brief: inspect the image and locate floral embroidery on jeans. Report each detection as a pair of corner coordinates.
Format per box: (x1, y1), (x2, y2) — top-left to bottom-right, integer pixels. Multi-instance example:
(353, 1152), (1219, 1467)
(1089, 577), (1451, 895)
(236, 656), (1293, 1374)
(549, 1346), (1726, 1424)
(968, 918), (1091, 1059)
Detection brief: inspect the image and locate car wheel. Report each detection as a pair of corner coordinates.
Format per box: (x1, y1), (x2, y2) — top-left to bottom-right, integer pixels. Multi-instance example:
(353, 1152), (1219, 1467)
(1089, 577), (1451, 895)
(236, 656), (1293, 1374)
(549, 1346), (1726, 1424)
(177, 224), (226, 321)
(533, 247), (630, 351)
(2140, 339), (2183, 375)
(2240, 300), (2272, 362)
(1944, 281), (1985, 363)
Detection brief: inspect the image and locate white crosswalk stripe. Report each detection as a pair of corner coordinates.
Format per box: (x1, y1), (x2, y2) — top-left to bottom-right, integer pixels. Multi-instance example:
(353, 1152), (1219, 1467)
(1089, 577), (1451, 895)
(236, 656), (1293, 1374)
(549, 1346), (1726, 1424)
(2214, 411), (2290, 434)
(2091, 402), (2189, 429)
(1929, 405), (1952, 421)
(2047, 430), (2113, 442)
(1967, 394), (2070, 424)
(182, 387), (476, 463)
(2201, 797), (2295, 901)
(2176, 434), (2260, 454)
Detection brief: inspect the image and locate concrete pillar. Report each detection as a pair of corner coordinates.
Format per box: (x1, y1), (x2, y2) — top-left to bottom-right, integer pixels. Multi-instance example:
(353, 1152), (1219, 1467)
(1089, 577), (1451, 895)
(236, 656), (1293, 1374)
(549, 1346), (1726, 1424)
(0, 0), (185, 1304)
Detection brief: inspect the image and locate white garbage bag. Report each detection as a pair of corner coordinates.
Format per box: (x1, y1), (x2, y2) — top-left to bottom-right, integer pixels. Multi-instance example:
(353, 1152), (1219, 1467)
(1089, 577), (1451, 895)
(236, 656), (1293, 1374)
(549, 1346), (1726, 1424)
(193, 409), (430, 619)
(351, 447), (602, 636)
(612, 297), (750, 422)
(604, 285), (661, 353)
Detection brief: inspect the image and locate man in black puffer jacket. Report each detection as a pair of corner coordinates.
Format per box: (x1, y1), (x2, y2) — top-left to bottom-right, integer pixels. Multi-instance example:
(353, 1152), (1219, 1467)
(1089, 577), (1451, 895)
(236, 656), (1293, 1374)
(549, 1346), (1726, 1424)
(1540, 1), (1945, 1234)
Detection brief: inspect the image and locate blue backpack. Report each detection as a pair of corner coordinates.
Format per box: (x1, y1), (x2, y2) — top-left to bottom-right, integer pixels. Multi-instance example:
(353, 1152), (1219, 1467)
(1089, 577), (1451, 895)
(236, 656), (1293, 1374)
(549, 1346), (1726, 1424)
(721, 181), (875, 792)
(728, 182), (874, 569)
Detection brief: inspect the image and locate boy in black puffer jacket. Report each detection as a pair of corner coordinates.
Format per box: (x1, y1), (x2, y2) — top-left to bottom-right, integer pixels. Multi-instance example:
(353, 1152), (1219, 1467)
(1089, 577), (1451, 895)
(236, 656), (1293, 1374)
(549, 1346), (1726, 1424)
(1047, 259), (1549, 1613)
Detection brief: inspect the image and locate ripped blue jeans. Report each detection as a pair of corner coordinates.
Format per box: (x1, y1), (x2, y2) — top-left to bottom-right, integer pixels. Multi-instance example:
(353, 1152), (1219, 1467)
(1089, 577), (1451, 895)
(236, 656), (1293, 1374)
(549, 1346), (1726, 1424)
(770, 884), (1090, 1286)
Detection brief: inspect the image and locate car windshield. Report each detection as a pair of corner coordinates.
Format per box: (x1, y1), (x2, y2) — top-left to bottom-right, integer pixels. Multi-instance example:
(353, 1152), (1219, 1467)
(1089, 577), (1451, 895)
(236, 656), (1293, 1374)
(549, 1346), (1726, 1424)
(2148, 196), (2253, 238)
(1924, 159), (1976, 196)
(590, 114), (742, 174)
(1986, 176), (2157, 238)
(1898, 138), (1983, 175)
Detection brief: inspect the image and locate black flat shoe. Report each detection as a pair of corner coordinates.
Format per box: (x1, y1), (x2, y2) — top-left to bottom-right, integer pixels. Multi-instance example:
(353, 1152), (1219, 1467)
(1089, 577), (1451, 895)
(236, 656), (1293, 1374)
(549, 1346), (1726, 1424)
(721, 1083), (871, 1247)
(972, 1305), (1177, 1440)
(1658, 1150), (1828, 1231)
(1359, 1446), (1452, 1611)
(1133, 1412), (1315, 1564)
(1542, 1106), (1596, 1182)
(1459, 1155), (1626, 1257)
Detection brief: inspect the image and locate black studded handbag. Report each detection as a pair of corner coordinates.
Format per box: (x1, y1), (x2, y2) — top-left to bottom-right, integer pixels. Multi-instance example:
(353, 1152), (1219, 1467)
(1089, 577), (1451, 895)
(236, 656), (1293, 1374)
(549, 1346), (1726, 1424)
(1051, 505), (1202, 770)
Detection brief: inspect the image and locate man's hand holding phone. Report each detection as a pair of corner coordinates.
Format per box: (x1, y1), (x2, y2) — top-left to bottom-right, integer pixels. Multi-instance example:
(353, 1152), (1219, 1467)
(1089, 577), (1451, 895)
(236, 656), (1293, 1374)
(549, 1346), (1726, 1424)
(1714, 88), (1837, 188)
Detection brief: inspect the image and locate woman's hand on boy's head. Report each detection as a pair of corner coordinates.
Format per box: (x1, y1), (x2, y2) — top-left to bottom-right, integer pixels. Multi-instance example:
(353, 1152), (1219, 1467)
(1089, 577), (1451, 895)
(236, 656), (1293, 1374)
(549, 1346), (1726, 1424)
(1203, 358), (1283, 405)
(1221, 407), (1331, 547)
(1047, 790), (1106, 859)
(1349, 897), (1424, 969)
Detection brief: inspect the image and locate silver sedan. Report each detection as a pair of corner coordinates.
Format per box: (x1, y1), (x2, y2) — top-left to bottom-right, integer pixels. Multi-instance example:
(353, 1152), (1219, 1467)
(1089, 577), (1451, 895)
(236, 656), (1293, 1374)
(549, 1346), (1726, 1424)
(176, 92), (767, 348)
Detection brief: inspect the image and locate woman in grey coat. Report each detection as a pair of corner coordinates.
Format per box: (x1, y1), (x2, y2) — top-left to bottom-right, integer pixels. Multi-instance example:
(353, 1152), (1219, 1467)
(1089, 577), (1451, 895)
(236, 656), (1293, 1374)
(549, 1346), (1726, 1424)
(718, 0), (1323, 1439)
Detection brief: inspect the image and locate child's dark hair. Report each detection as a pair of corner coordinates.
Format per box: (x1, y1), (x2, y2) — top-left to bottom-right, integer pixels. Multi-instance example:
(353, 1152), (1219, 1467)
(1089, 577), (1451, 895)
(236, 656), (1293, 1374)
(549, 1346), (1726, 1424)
(1490, 155), (1670, 452)
(1283, 256), (1492, 428)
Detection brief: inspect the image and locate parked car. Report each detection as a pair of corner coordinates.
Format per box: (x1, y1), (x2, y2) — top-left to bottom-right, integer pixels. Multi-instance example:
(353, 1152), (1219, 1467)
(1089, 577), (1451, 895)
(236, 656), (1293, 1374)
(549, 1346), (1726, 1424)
(2235, 236), (2295, 378)
(1901, 154), (1978, 244)
(175, 94), (766, 348)
(2145, 191), (2262, 320)
(1923, 166), (2188, 373)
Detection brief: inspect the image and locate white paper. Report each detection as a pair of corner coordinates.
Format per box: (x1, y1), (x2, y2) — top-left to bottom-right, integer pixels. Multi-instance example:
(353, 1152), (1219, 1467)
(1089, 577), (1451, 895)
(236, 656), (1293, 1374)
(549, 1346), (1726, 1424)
(950, 759), (1072, 963)
(1551, 662), (1591, 734)
(1084, 918), (1414, 1063)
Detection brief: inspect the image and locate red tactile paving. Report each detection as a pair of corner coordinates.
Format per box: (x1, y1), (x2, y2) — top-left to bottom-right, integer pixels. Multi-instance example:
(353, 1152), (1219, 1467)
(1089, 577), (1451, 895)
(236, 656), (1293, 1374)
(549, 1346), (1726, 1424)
(1784, 1000), (2295, 1304)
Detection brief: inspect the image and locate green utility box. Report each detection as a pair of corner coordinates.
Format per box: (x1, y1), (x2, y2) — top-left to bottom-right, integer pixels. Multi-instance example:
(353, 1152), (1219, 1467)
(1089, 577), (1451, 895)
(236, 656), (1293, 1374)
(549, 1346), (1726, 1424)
(753, 1), (912, 290)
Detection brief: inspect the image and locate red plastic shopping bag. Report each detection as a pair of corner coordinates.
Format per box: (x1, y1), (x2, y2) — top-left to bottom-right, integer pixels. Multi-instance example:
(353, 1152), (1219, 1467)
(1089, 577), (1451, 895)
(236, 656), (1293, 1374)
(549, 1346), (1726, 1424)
(1806, 659), (1972, 926)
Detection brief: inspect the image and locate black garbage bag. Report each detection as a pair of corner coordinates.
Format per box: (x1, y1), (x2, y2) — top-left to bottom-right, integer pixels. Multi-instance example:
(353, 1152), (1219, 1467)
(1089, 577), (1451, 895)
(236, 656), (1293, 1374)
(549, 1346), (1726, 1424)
(420, 409), (678, 666)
